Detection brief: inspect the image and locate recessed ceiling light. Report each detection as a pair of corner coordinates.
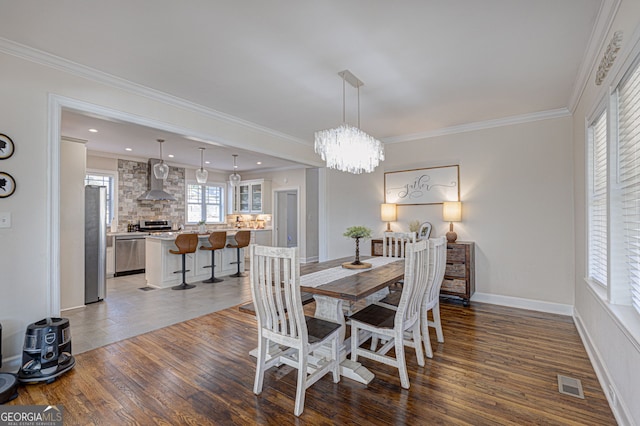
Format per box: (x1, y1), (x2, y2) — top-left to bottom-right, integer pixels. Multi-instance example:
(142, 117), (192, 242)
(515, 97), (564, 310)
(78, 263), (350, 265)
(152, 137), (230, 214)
(168, 154), (174, 158)
(125, 148), (132, 152)
(257, 161), (262, 165)
(88, 128), (98, 133)
(205, 161), (210, 164)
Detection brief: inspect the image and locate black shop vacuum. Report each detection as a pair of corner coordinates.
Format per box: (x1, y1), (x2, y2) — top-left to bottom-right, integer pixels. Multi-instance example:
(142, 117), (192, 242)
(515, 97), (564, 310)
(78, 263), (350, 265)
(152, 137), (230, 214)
(0, 322), (19, 404)
(17, 317), (75, 384)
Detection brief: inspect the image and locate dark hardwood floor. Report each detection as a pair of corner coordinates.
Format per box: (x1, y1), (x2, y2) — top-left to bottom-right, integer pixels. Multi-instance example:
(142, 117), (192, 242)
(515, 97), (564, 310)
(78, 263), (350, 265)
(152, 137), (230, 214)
(10, 300), (615, 425)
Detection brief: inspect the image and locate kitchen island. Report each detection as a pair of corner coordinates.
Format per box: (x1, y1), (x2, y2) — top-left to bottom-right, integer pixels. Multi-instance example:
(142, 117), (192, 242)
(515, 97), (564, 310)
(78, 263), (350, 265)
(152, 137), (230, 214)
(144, 229), (271, 289)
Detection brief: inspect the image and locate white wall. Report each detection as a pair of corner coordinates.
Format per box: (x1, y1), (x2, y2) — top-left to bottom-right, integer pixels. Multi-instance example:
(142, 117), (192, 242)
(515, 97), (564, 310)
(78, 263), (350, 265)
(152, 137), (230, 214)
(242, 167), (309, 259)
(571, 0), (640, 423)
(385, 118), (575, 307)
(305, 168), (319, 261)
(0, 51), (319, 368)
(320, 117), (575, 310)
(321, 167), (385, 261)
(60, 138), (87, 310)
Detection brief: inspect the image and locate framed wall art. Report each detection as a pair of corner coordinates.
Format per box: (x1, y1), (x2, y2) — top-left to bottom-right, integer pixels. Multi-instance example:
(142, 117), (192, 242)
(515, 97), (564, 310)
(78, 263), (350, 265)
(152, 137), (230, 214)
(384, 165), (459, 205)
(0, 172), (16, 198)
(0, 134), (15, 160)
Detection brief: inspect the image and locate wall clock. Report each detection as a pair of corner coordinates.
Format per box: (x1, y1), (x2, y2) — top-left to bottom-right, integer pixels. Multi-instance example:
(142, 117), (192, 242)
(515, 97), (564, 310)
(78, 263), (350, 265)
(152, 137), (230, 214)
(0, 172), (16, 198)
(0, 134), (14, 160)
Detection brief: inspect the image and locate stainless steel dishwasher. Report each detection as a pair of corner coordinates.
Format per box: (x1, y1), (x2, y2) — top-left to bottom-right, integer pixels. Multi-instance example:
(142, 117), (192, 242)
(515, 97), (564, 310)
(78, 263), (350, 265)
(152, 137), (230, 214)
(114, 234), (146, 276)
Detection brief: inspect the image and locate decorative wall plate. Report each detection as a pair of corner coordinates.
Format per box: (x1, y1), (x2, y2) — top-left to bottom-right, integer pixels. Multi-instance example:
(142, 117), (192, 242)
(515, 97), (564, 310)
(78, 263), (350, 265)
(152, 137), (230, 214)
(0, 172), (16, 198)
(0, 134), (14, 160)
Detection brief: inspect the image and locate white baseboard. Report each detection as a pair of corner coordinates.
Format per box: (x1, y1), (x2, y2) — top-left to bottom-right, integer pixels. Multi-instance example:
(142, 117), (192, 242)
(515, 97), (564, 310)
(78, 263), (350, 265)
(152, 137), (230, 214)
(301, 256), (318, 264)
(1, 354), (22, 373)
(471, 292), (573, 316)
(573, 309), (632, 426)
(61, 304), (86, 312)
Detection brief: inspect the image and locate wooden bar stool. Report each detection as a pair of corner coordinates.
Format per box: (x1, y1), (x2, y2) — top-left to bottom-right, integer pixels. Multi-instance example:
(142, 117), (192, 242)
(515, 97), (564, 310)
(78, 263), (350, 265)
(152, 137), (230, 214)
(169, 233), (199, 290)
(200, 231), (227, 283)
(227, 230), (251, 278)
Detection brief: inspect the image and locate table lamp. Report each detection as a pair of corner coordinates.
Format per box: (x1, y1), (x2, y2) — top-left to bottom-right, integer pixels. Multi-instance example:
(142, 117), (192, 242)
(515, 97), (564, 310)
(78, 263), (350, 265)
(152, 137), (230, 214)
(380, 203), (397, 232)
(443, 201), (462, 243)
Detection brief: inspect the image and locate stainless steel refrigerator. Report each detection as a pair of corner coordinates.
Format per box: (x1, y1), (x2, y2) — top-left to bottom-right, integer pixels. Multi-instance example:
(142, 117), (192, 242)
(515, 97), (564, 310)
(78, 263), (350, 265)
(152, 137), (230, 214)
(85, 185), (107, 304)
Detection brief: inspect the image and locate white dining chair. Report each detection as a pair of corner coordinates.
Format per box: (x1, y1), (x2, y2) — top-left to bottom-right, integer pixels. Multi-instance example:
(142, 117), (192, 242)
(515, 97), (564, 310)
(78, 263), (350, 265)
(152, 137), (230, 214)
(382, 231), (416, 258)
(374, 236), (448, 358)
(365, 231), (417, 305)
(250, 244), (341, 417)
(420, 236), (447, 357)
(348, 239), (430, 389)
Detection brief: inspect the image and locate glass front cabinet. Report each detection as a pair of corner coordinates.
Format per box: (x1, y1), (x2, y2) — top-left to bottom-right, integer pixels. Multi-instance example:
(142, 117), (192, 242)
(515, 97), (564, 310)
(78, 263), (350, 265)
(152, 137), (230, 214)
(229, 179), (271, 214)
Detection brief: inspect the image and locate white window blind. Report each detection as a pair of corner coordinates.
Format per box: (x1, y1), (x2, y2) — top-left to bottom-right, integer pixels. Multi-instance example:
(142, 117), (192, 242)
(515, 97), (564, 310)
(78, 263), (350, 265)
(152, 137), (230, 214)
(588, 110), (608, 286)
(618, 61), (640, 314)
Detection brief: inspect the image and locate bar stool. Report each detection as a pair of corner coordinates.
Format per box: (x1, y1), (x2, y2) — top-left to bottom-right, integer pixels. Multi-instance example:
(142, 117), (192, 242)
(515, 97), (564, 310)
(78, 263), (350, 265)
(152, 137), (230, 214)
(200, 231), (227, 283)
(227, 230), (251, 278)
(169, 233), (199, 290)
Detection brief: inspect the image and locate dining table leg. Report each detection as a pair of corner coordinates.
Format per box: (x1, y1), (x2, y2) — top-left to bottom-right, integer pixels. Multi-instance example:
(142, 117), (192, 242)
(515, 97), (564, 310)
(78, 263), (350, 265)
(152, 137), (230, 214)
(312, 295), (375, 385)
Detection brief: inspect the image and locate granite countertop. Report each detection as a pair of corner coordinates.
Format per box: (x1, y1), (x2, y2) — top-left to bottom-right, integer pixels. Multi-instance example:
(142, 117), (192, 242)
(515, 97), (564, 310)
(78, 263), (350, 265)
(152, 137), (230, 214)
(145, 227), (272, 241)
(108, 227), (272, 238)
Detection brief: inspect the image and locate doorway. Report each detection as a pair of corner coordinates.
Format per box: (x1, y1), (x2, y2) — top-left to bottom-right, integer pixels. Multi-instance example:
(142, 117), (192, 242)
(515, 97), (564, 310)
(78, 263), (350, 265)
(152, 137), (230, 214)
(274, 189), (299, 248)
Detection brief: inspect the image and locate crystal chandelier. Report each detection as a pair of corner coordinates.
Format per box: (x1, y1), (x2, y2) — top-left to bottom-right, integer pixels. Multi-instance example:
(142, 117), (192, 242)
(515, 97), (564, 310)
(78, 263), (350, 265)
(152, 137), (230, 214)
(314, 70), (384, 174)
(229, 154), (241, 186)
(153, 138), (169, 180)
(195, 147), (208, 184)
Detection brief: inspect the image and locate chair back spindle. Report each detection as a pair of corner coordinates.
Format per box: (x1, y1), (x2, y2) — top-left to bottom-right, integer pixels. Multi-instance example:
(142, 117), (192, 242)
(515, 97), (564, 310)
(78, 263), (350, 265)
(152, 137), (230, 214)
(383, 231), (416, 258)
(395, 240), (430, 327)
(250, 245), (307, 346)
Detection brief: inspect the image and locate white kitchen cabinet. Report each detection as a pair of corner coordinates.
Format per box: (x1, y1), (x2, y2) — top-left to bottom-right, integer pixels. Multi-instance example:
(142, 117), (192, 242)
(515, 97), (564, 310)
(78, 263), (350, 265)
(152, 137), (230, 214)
(230, 179), (271, 214)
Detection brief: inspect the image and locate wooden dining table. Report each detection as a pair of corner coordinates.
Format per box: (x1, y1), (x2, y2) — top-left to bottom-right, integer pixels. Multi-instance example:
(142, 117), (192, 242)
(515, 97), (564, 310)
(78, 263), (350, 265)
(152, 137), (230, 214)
(299, 256), (405, 384)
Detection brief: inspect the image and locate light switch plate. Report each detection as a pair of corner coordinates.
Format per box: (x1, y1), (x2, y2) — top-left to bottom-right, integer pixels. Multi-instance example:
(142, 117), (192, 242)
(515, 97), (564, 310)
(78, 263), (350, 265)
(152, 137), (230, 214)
(0, 212), (11, 228)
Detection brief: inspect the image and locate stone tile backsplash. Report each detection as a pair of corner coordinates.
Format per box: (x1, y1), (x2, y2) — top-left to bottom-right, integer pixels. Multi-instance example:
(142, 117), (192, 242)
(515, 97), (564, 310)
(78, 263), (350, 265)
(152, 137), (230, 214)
(116, 159), (185, 231)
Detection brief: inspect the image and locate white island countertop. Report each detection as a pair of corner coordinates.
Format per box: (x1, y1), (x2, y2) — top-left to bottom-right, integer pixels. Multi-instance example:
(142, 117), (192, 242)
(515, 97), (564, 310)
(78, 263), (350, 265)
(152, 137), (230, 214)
(144, 229), (270, 288)
(145, 228), (271, 241)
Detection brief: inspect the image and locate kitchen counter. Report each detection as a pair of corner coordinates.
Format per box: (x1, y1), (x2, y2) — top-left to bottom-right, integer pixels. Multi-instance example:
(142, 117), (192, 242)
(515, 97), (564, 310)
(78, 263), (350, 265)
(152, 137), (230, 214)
(145, 231), (269, 289)
(108, 228), (271, 238)
(108, 231), (150, 237)
(145, 228), (271, 241)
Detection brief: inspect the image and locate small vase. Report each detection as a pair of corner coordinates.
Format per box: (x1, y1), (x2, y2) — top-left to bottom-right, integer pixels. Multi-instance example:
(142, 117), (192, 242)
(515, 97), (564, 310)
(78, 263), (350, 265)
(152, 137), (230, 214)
(198, 224), (206, 233)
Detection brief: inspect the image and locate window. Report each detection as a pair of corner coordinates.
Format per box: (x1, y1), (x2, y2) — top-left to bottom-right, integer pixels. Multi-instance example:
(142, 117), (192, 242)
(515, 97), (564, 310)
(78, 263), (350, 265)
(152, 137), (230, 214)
(186, 183), (224, 224)
(617, 60), (640, 314)
(587, 110), (607, 287)
(85, 173), (114, 226)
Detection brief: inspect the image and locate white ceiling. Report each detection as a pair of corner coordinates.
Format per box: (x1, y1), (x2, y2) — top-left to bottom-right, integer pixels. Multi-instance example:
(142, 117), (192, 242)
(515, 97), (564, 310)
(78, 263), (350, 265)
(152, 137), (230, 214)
(0, 1), (603, 170)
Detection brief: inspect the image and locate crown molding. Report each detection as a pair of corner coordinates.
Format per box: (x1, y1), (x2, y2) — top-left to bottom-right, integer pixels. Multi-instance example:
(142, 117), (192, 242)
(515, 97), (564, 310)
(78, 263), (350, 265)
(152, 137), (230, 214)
(382, 108), (571, 144)
(567, 0), (622, 112)
(0, 37), (310, 147)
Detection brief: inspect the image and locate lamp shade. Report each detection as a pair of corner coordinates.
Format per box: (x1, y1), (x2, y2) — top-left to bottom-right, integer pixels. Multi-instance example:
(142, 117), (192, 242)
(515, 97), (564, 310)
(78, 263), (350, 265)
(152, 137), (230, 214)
(380, 203), (397, 222)
(443, 201), (462, 222)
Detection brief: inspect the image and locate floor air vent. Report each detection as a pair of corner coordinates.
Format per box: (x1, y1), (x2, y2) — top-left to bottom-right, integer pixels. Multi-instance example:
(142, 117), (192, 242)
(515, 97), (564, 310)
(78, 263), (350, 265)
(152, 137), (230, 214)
(557, 375), (584, 399)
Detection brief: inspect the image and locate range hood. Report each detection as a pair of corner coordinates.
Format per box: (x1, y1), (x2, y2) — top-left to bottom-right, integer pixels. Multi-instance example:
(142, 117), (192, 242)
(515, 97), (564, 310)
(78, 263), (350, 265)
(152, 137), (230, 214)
(137, 159), (176, 201)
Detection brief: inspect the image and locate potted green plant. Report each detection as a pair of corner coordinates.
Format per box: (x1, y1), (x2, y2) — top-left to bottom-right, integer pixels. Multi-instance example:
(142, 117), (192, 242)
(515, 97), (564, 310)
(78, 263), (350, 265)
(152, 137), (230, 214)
(198, 220), (207, 234)
(343, 225), (373, 266)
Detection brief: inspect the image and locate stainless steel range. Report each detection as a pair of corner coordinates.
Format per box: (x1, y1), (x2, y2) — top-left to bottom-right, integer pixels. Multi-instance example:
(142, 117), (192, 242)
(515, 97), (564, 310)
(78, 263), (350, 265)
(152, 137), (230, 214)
(138, 220), (172, 233)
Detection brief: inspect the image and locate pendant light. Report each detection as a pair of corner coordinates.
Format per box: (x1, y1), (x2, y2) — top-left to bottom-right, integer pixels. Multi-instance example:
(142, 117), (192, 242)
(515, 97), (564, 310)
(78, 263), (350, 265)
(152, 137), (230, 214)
(314, 70), (384, 174)
(153, 138), (169, 180)
(229, 154), (241, 186)
(195, 147), (208, 184)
